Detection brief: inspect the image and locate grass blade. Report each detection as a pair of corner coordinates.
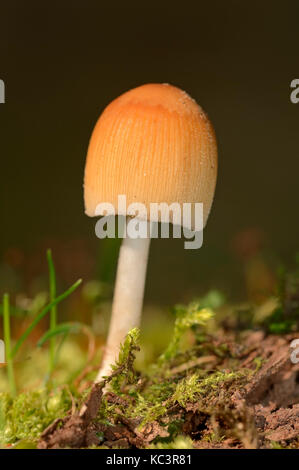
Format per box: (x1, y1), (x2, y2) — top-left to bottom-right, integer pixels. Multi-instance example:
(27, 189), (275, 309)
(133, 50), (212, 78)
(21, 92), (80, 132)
(37, 322), (82, 347)
(11, 278), (82, 359)
(47, 249), (57, 375)
(3, 294), (16, 396)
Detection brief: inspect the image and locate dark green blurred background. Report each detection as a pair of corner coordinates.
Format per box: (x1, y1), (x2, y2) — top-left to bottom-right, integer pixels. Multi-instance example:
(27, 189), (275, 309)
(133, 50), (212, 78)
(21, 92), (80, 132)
(0, 1), (298, 305)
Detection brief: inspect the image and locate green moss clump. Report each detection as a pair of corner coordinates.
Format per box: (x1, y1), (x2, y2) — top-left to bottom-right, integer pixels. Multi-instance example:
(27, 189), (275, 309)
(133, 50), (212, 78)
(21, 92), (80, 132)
(0, 388), (71, 446)
(109, 327), (140, 394)
(170, 370), (247, 408)
(158, 302), (214, 364)
(150, 435), (194, 449)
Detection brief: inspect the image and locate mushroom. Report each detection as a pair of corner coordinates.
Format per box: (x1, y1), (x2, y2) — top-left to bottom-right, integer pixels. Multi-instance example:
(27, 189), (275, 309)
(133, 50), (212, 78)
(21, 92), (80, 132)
(84, 83), (217, 381)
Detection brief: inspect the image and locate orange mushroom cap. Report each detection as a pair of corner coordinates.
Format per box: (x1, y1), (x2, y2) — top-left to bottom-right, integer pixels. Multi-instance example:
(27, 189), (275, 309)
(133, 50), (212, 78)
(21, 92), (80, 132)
(84, 83), (217, 227)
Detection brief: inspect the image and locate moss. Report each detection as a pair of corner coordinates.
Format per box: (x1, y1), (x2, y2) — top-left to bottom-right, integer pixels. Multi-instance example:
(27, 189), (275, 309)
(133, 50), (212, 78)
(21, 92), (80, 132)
(149, 435), (194, 449)
(270, 441), (283, 449)
(1, 280), (297, 449)
(158, 302), (214, 364)
(201, 431), (224, 443)
(171, 374), (199, 406)
(0, 388), (71, 445)
(170, 370), (247, 408)
(109, 328), (140, 395)
(90, 298), (252, 446)
(253, 356), (264, 371)
(137, 401), (168, 426)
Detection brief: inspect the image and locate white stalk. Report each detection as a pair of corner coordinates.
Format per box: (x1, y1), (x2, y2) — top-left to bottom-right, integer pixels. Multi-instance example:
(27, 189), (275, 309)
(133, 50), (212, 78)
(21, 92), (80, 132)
(96, 220), (151, 382)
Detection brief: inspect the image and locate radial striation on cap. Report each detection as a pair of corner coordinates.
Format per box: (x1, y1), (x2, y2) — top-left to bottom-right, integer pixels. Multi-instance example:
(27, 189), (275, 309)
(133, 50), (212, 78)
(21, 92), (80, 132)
(84, 83), (217, 227)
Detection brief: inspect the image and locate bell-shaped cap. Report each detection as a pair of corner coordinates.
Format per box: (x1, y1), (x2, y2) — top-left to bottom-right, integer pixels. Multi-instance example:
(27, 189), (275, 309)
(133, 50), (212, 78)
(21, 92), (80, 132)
(84, 83), (217, 228)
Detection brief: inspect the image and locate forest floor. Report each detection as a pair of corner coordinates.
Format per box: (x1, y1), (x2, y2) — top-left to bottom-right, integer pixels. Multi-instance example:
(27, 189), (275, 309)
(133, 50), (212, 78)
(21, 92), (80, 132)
(1, 291), (298, 450)
(36, 329), (299, 450)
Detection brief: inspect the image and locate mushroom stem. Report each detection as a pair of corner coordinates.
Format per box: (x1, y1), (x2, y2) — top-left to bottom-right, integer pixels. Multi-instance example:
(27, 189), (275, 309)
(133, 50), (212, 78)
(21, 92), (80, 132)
(96, 220), (151, 382)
